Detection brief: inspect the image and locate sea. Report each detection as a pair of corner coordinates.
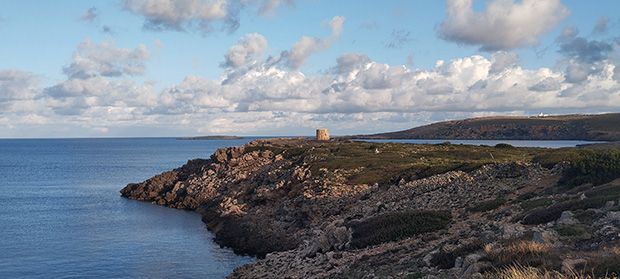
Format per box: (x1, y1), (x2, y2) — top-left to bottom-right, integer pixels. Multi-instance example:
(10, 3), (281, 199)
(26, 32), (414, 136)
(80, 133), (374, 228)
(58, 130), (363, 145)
(0, 137), (257, 279)
(0, 137), (600, 278)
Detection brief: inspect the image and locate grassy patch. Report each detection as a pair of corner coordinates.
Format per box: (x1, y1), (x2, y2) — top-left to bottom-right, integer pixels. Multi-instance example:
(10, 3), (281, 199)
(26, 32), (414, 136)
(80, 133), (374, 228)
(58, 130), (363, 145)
(347, 210), (451, 249)
(485, 241), (562, 270)
(248, 140), (549, 186)
(588, 247), (620, 277)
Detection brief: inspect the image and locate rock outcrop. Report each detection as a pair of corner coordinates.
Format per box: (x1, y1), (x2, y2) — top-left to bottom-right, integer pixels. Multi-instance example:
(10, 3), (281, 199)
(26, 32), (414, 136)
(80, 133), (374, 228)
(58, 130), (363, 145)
(121, 138), (620, 278)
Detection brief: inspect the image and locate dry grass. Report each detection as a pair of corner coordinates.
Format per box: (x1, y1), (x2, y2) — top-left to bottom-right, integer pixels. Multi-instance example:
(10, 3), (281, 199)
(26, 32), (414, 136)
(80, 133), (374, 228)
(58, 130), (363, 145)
(484, 264), (564, 279)
(484, 264), (619, 279)
(485, 241), (561, 270)
(483, 245), (620, 279)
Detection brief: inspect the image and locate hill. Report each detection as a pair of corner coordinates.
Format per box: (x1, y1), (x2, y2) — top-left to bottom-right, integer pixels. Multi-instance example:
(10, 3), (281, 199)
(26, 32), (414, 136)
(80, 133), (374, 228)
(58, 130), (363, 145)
(345, 113), (620, 141)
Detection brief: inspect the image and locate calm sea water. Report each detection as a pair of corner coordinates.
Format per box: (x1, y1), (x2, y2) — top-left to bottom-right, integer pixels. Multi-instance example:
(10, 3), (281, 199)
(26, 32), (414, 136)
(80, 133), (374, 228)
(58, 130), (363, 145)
(0, 138), (256, 279)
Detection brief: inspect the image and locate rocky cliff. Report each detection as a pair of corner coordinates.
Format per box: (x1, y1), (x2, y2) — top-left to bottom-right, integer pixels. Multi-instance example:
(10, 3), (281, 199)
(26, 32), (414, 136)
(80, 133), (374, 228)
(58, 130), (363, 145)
(121, 138), (620, 278)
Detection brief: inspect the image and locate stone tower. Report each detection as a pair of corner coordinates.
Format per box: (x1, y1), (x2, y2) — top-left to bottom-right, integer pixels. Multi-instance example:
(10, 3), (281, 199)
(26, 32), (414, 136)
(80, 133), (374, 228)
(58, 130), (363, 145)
(316, 129), (329, 140)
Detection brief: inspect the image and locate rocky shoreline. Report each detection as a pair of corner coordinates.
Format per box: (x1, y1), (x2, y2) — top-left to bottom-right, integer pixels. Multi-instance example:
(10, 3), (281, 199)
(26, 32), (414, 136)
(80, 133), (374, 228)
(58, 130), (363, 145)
(121, 138), (620, 278)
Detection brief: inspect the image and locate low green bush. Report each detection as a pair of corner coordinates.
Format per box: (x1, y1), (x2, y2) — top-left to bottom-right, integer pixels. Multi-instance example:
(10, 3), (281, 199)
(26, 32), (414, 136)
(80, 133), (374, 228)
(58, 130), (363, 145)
(521, 196), (614, 225)
(347, 210), (451, 249)
(469, 198), (506, 212)
(560, 150), (620, 187)
(516, 192), (537, 201)
(495, 143), (516, 149)
(519, 198), (552, 211)
(554, 225), (586, 237)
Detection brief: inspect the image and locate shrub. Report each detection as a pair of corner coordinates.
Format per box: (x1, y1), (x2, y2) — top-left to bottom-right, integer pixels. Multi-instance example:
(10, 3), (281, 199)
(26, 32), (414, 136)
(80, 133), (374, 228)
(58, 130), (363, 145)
(516, 192), (537, 201)
(553, 225), (586, 237)
(521, 196), (613, 225)
(560, 150), (620, 187)
(519, 198), (552, 211)
(470, 198), (507, 212)
(347, 210), (451, 249)
(495, 143), (516, 149)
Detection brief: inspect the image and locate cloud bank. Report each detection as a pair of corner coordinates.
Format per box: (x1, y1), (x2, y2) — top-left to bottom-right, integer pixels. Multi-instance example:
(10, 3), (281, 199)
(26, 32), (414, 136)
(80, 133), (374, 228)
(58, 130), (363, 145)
(1, 8), (619, 137)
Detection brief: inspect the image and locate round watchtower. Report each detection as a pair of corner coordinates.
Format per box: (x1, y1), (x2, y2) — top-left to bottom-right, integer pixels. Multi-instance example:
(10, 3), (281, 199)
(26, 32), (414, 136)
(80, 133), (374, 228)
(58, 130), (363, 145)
(316, 129), (329, 140)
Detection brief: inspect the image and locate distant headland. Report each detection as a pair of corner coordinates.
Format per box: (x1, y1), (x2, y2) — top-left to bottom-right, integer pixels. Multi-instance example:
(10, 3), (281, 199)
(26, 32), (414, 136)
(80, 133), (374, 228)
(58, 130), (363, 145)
(342, 113), (620, 141)
(178, 136), (243, 140)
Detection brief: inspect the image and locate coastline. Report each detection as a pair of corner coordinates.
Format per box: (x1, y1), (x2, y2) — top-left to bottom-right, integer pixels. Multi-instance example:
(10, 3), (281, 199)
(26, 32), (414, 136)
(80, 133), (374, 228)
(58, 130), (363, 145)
(121, 138), (620, 278)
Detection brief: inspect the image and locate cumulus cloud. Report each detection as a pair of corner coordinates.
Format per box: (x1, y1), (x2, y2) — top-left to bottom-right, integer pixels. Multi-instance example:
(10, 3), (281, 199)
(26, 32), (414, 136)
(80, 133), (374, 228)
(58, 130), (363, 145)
(63, 38), (151, 79)
(528, 77), (561, 92)
(558, 36), (615, 64)
(555, 20), (620, 84)
(489, 51), (520, 73)
(0, 69), (40, 102)
(331, 53), (372, 75)
(438, 0), (570, 51)
(41, 39), (158, 118)
(122, 0), (226, 32)
(279, 16), (345, 70)
(327, 16), (345, 39)
(221, 33), (269, 68)
(0, 69), (48, 129)
(282, 36), (331, 70)
(122, 0), (295, 33)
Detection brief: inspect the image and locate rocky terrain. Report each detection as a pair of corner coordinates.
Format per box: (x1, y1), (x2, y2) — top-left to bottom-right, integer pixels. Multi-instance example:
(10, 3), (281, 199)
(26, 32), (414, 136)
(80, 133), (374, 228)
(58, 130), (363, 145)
(345, 113), (620, 141)
(121, 138), (620, 278)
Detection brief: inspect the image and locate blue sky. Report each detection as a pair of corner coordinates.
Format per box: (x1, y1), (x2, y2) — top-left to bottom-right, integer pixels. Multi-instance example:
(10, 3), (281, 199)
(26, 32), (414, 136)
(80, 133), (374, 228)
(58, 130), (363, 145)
(1, 0), (619, 138)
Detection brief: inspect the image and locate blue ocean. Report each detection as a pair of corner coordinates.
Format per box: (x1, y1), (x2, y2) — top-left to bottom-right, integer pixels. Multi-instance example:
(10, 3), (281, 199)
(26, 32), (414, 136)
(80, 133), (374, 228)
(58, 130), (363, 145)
(0, 138), (256, 279)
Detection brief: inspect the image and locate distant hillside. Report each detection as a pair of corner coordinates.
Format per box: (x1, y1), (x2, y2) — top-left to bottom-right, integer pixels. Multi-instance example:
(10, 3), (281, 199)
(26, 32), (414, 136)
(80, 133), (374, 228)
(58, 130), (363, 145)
(346, 113), (620, 141)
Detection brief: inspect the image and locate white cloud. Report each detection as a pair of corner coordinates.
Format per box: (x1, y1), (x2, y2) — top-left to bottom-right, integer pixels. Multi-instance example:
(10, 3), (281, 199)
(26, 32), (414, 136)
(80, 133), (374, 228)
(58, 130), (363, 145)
(438, 0), (570, 51)
(221, 33), (268, 68)
(257, 0), (294, 17)
(0, 69), (40, 102)
(283, 36), (331, 70)
(122, 0), (295, 33)
(489, 51), (519, 73)
(122, 0), (227, 31)
(63, 38), (151, 79)
(327, 16), (345, 39)
(279, 15), (344, 70)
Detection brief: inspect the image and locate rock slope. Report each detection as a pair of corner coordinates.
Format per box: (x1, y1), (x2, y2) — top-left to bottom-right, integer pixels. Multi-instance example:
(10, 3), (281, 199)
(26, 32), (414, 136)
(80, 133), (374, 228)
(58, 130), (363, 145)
(121, 138), (620, 278)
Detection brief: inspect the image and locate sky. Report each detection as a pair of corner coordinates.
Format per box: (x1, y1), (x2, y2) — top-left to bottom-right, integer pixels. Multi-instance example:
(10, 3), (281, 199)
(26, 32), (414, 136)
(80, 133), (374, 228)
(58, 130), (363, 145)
(1, 0), (619, 138)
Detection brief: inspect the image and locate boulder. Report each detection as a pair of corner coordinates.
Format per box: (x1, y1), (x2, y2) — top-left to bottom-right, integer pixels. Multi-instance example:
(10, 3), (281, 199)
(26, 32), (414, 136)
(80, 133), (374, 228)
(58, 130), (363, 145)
(557, 211), (578, 226)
